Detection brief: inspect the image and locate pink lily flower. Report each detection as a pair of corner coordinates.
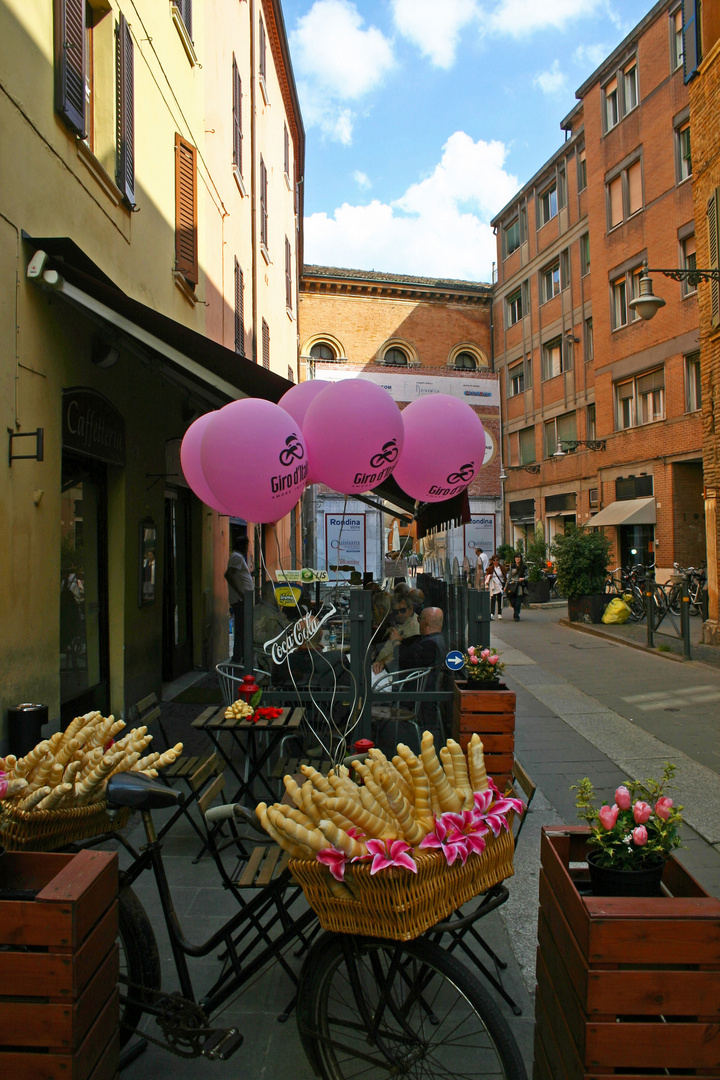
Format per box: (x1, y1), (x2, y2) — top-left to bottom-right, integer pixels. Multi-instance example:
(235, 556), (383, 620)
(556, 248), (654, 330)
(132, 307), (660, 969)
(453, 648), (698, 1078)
(615, 786), (632, 810)
(316, 846), (349, 882)
(655, 796), (673, 821)
(633, 800), (652, 824)
(420, 817), (469, 866)
(360, 838), (418, 875)
(632, 825), (648, 846)
(598, 804), (619, 830)
(346, 826), (366, 841)
(440, 810), (489, 857)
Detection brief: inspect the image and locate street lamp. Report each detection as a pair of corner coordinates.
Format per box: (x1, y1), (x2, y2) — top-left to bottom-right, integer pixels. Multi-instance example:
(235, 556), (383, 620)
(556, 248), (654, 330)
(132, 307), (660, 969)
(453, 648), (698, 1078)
(498, 464), (541, 479)
(553, 439), (607, 458)
(629, 260), (720, 321)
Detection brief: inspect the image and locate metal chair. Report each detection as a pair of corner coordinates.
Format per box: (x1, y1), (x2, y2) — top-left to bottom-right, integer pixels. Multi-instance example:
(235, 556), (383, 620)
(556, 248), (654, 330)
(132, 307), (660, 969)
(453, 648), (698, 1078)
(370, 667), (431, 753)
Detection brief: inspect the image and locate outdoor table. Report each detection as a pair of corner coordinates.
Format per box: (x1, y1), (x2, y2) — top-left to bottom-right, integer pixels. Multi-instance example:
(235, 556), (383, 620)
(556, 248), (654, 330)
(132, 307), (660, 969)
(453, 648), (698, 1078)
(192, 704), (304, 804)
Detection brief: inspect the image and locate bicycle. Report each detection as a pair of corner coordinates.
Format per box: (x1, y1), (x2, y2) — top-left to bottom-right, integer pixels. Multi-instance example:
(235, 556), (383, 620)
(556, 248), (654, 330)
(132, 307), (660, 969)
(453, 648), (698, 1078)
(104, 771), (528, 1078)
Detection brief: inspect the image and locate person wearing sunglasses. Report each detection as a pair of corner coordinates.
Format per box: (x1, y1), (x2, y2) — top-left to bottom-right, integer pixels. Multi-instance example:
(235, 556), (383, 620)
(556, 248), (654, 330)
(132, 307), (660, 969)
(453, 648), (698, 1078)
(372, 598), (420, 675)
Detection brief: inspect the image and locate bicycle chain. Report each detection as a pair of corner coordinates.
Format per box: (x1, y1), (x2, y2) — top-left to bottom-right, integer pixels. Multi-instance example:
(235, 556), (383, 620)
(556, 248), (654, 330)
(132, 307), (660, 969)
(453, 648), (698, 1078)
(120, 976), (216, 1058)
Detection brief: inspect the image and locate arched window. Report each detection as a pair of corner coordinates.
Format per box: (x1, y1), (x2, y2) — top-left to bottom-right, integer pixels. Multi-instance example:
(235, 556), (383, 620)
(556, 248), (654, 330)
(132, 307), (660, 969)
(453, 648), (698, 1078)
(454, 351), (478, 370)
(384, 347), (408, 366)
(310, 342), (336, 361)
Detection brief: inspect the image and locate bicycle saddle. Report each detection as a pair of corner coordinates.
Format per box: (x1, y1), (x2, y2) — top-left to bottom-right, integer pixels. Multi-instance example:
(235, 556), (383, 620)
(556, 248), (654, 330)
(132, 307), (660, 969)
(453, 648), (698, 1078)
(106, 771), (181, 810)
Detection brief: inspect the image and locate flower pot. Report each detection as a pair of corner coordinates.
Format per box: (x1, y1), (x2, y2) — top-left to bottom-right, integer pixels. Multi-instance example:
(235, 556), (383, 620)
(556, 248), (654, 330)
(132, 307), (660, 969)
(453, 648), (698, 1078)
(586, 849), (665, 897)
(527, 579), (550, 604)
(462, 675), (501, 689)
(567, 594), (608, 624)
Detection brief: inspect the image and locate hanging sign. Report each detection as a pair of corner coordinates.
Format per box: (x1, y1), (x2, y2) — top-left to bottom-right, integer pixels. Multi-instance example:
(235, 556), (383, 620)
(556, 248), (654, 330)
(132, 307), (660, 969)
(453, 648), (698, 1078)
(264, 602), (337, 664)
(324, 513), (366, 575)
(275, 568), (329, 583)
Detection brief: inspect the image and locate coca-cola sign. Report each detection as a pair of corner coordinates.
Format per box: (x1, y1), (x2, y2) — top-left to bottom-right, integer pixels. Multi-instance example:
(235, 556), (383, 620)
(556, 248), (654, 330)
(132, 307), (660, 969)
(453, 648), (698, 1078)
(264, 603), (337, 665)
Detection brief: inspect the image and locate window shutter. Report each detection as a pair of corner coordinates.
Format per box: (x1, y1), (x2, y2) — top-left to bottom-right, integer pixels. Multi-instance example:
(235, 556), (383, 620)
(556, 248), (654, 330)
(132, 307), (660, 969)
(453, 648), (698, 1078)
(284, 124), (289, 177)
(259, 18), (266, 80)
(54, 0), (86, 136)
(175, 134), (198, 286)
(628, 161), (642, 215)
(234, 259), (244, 354)
(285, 238), (292, 310)
(232, 56), (242, 174)
(260, 157), (268, 249)
(708, 188), (720, 328)
(609, 176), (623, 227)
(175, 0), (192, 39)
(682, 0), (700, 83)
(115, 13), (135, 206)
(262, 319), (270, 369)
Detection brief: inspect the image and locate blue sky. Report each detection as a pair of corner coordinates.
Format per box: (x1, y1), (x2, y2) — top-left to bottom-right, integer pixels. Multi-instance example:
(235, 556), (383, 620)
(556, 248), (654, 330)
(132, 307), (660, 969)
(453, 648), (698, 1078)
(282, 0), (656, 282)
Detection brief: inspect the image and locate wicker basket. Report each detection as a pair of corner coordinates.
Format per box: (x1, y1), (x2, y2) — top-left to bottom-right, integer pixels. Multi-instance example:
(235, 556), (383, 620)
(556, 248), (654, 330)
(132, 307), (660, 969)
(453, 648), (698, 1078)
(0, 800), (131, 852)
(289, 825), (515, 941)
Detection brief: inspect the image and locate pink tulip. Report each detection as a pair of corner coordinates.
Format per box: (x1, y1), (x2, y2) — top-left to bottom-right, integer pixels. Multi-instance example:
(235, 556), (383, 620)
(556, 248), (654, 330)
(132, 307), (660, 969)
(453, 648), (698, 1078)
(470, 656), (479, 664)
(633, 800), (652, 824)
(467, 646), (476, 656)
(488, 655), (499, 665)
(615, 786), (632, 810)
(632, 825), (648, 846)
(481, 649), (491, 659)
(655, 796), (673, 820)
(598, 804), (619, 830)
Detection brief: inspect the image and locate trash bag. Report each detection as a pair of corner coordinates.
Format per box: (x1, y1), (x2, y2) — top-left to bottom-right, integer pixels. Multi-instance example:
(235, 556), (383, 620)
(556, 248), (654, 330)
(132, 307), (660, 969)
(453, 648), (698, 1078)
(602, 597), (631, 624)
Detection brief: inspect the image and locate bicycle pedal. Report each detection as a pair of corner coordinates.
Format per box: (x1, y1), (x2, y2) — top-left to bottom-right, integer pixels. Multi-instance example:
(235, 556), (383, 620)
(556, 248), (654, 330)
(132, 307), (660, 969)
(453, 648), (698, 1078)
(202, 1027), (244, 1060)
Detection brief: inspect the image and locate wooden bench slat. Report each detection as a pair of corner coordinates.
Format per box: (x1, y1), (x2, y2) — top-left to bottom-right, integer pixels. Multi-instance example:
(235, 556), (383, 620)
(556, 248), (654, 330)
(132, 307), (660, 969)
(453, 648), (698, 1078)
(197, 773), (225, 816)
(256, 846), (282, 887)
(189, 753), (219, 790)
(235, 845), (265, 889)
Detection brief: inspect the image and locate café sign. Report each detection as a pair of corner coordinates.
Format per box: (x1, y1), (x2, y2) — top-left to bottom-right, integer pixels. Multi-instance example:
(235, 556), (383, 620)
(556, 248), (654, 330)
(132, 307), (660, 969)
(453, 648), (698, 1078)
(62, 387), (126, 466)
(264, 602), (337, 664)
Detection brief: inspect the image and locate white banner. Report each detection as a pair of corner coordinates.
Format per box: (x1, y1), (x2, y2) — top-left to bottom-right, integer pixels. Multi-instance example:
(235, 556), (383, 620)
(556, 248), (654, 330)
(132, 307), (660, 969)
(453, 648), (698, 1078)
(324, 512), (366, 574)
(465, 515), (496, 561)
(314, 367), (500, 408)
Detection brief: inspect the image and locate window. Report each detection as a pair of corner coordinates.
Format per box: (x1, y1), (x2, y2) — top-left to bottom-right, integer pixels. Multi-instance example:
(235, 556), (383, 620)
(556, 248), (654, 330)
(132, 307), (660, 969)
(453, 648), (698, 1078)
(518, 427), (536, 465)
(587, 403), (596, 441)
(54, 0), (86, 136)
(544, 412), (577, 458)
(174, 0), (192, 38)
(682, 233), (697, 295)
(283, 123), (290, 180)
(682, 0), (701, 83)
(384, 347), (408, 366)
(589, 487), (599, 507)
(175, 133), (198, 286)
(234, 259), (244, 355)
(558, 168), (567, 209)
(260, 156), (268, 252)
(541, 338), (567, 381)
(623, 61), (638, 112)
(505, 216), (521, 257)
(310, 342), (336, 361)
(262, 319), (270, 369)
(578, 148), (587, 191)
(616, 368), (665, 429)
(232, 55), (243, 178)
(676, 121), (692, 181)
(607, 158), (642, 229)
(585, 317), (594, 362)
(115, 12), (135, 206)
(685, 351), (701, 411)
(604, 76), (619, 131)
(616, 474), (653, 499)
(671, 8), (683, 70)
(259, 14), (268, 101)
(560, 249), (570, 289)
(539, 183), (558, 227)
(580, 233), (591, 276)
(508, 361), (525, 396)
(541, 261), (561, 304)
(285, 237), (292, 312)
(454, 351), (477, 370)
(507, 289), (523, 326)
(611, 265), (643, 329)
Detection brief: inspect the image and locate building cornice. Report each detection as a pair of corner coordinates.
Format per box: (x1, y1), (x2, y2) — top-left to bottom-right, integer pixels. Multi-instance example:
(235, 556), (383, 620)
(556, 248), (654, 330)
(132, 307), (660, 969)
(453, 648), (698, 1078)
(301, 266), (491, 306)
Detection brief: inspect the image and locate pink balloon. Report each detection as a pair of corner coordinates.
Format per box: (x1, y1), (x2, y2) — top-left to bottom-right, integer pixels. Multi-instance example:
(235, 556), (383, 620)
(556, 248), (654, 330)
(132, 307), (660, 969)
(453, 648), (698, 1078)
(201, 399), (308, 523)
(302, 380), (404, 495)
(180, 413), (233, 514)
(278, 380), (331, 484)
(393, 395), (485, 503)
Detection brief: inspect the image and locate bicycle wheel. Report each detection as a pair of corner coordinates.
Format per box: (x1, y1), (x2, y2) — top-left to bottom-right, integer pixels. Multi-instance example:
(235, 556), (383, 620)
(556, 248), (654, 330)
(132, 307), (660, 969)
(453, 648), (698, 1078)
(667, 584), (681, 616)
(626, 586), (645, 623)
(296, 932), (527, 1079)
(118, 884), (162, 1047)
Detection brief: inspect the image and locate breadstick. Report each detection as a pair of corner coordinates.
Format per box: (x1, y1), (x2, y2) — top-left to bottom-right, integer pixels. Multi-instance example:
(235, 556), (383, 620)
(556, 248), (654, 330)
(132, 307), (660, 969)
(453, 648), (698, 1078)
(274, 803), (320, 832)
(392, 755), (415, 799)
(358, 769), (397, 822)
(358, 785), (395, 824)
(300, 781), (322, 823)
(19, 785), (51, 811)
(385, 761), (414, 805)
(48, 732), (64, 755)
(283, 776), (305, 810)
(26, 753), (54, 793)
(37, 783), (73, 811)
(260, 804), (315, 859)
(49, 762), (65, 789)
(299, 764), (333, 795)
(14, 741), (51, 779)
(135, 752), (160, 773)
(80, 747), (104, 778)
(396, 745), (434, 829)
(310, 791), (359, 834)
(75, 751), (123, 803)
(316, 818), (366, 858)
(62, 760), (82, 787)
(379, 772), (425, 845)
(3, 755), (17, 774)
(468, 734), (489, 792)
(326, 877), (355, 900)
(421, 732), (463, 813)
(439, 746), (456, 788)
(448, 739), (473, 807)
(326, 772), (357, 798)
(324, 796), (396, 840)
(112, 751), (141, 776)
(267, 805), (328, 853)
(3, 778), (28, 800)
(57, 737), (83, 769)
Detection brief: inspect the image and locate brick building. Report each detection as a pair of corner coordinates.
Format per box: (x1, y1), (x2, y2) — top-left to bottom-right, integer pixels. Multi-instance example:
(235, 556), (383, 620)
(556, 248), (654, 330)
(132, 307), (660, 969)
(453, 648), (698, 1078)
(687, 3), (720, 642)
(298, 267), (498, 577)
(492, 0), (703, 577)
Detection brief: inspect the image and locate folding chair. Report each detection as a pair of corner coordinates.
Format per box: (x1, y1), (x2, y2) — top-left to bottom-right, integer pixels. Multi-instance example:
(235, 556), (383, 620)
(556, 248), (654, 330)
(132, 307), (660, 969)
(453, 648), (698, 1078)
(371, 667), (430, 753)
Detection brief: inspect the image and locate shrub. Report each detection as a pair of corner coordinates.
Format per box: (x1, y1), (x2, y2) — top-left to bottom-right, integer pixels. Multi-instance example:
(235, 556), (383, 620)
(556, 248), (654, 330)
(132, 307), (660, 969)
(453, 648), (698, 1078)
(525, 523), (548, 583)
(551, 524), (611, 599)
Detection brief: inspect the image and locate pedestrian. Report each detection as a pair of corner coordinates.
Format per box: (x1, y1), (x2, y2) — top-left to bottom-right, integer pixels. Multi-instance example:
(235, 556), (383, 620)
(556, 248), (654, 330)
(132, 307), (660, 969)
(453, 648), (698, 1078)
(505, 554), (527, 621)
(486, 555), (506, 620)
(473, 547), (489, 589)
(225, 533), (253, 664)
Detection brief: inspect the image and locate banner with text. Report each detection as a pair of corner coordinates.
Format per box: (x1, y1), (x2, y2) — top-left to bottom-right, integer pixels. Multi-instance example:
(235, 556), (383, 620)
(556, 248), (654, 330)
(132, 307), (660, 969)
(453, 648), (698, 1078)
(324, 512), (366, 577)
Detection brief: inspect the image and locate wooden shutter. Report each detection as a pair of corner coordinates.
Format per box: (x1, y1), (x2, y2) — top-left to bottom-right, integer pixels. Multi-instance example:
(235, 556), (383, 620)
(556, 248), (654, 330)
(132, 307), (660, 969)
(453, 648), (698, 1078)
(232, 56), (242, 173)
(175, 0), (192, 39)
(260, 157), (268, 249)
(262, 319), (270, 369)
(627, 161), (642, 215)
(284, 124), (289, 177)
(115, 13), (135, 206)
(54, 0), (86, 136)
(609, 176), (623, 227)
(259, 17), (266, 80)
(682, 0), (700, 83)
(709, 188), (720, 329)
(285, 238), (292, 311)
(234, 259), (244, 354)
(175, 134), (198, 286)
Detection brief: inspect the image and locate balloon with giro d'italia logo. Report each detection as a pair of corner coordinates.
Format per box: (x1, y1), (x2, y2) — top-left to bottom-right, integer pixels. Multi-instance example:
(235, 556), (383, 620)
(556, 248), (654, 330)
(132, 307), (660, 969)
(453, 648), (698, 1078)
(302, 379), (404, 496)
(278, 380), (331, 484)
(392, 394), (486, 503)
(180, 412), (233, 515)
(200, 399), (307, 523)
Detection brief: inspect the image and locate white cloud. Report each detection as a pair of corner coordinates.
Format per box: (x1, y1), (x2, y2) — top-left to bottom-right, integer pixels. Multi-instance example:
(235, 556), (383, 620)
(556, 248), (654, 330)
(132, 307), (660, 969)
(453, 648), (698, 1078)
(573, 42), (608, 69)
(304, 132), (519, 282)
(290, 1), (395, 144)
(487, 0), (604, 37)
(533, 60), (568, 95)
(391, 0), (480, 68)
(353, 170), (371, 189)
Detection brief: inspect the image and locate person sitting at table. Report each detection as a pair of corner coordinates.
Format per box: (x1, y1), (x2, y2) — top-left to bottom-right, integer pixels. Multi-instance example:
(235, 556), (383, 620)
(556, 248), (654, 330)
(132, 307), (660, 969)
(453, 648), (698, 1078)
(398, 606), (447, 736)
(372, 596), (420, 675)
(253, 581), (289, 675)
(408, 588), (425, 616)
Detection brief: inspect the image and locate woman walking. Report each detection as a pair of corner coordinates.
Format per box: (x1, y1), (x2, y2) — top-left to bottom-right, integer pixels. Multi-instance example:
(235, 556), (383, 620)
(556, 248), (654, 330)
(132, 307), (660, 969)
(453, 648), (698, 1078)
(486, 555), (506, 620)
(505, 554), (527, 622)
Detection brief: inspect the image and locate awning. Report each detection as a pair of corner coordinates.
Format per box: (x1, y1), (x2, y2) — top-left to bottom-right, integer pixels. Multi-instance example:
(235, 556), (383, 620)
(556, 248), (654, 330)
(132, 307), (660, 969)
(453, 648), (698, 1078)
(584, 497), (656, 528)
(23, 235), (293, 405)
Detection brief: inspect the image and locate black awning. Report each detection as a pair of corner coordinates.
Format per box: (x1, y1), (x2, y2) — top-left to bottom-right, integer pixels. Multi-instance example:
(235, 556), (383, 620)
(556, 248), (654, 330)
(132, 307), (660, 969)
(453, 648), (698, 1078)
(23, 234), (293, 404)
(416, 489), (471, 538)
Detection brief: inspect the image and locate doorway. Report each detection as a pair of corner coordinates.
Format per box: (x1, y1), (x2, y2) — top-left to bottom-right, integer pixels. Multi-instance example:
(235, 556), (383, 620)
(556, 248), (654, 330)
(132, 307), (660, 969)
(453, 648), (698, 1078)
(162, 490), (193, 681)
(620, 524), (655, 569)
(60, 454), (109, 722)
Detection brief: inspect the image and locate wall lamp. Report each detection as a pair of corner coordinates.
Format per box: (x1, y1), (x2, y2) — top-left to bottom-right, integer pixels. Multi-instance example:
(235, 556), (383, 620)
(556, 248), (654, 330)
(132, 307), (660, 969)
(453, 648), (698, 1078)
(629, 260), (720, 321)
(498, 464), (541, 480)
(553, 439), (607, 457)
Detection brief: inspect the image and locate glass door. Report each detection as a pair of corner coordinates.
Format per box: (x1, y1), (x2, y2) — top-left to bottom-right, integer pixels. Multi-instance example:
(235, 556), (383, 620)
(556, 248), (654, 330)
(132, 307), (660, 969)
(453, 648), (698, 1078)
(162, 490), (193, 681)
(60, 455), (109, 721)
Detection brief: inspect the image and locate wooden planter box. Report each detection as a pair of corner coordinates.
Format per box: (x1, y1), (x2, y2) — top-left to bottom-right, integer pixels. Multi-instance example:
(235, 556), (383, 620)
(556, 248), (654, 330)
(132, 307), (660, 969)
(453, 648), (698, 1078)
(534, 826), (720, 1080)
(451, 680), (515, 792)
(0, 849), (119, 1080)
(567, 595), (608, 624)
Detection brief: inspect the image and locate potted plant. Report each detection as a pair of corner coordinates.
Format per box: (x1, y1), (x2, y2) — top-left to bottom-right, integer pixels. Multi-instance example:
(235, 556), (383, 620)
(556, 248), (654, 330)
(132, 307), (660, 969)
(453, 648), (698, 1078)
(572, 762), (683, 896)
(452, 648), (514, 790)
(525, 523), (550, 604)
(551, 523), (611, 623)
(461, 646), (506, 687)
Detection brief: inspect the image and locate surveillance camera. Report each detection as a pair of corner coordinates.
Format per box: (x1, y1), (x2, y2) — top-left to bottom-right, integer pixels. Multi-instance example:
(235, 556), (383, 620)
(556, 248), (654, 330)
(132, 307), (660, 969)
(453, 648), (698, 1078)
(27, 250), (49, 279)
